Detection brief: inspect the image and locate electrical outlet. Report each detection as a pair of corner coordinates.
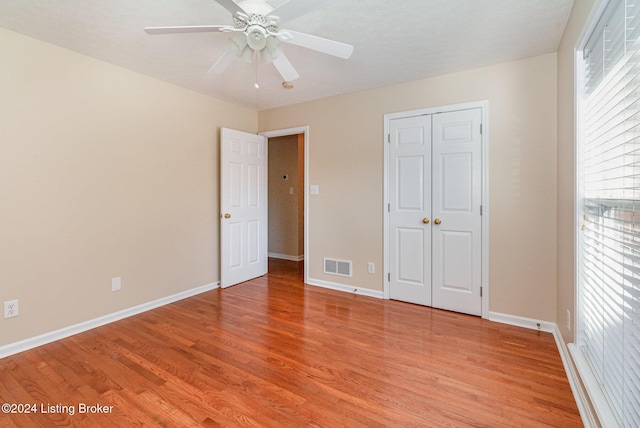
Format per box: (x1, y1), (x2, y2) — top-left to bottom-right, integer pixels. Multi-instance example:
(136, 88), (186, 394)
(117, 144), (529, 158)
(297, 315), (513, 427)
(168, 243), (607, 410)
(566, 309), (571, 331)
(368, 262), (375, 274)
(4, 300), (19, 319)
(112, 277), (121, 292)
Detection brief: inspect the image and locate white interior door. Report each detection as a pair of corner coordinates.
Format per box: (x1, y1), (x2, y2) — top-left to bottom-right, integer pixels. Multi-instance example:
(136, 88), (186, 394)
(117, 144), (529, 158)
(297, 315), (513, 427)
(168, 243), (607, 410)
(387, 108), (482, 316)
(220, 128), (268, 288)
(388, 115), (432, 306)
(431, 109), (482, 315)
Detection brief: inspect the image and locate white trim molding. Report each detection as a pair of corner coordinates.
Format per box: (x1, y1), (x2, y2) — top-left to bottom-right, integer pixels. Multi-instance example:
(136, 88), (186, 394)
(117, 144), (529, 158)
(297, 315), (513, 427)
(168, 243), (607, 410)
(488, 313), (598, 427)
(0, 282), (219, 359)
(268, 252), (304, 262)
(306, 278), (384, 299)
(260, 126), (310, 284)
(552, 331), (599, 428)
(568, 343), (618, 427)
(488, 311), (555, 333)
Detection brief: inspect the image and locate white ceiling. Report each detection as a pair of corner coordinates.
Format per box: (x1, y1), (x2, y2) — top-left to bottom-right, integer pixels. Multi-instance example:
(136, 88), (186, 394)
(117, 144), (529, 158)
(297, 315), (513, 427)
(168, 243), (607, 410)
(0, 0), (575, 111)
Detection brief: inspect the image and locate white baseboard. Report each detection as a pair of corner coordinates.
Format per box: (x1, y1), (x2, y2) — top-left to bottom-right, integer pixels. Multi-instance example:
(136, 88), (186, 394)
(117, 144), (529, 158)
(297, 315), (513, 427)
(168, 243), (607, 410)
(488, 311), (555, 332)
(552, 327), (598, 428)
(0, 282), (219, 359)
(268, 252), (304, 262)
(306, 277), (384, 299)
(488, 312), (594, 428)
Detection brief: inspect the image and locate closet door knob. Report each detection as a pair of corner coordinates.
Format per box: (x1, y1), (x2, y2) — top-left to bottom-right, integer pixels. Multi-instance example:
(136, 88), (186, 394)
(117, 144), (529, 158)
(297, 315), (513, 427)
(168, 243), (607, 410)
(224, 213), (231, 219)
(434, 218), (441, 225)
(423, 217), (430, 224)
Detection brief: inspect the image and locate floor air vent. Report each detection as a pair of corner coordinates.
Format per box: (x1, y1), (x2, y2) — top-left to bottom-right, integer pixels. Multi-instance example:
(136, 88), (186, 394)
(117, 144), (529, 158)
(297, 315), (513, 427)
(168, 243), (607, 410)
(324, 258), (352, 277)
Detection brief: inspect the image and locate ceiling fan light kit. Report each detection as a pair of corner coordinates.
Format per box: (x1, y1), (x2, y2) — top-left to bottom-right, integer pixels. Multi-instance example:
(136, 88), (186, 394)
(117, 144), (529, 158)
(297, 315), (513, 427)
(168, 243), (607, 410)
(246, 25), (267, 51)
(144, 0), (353, 84)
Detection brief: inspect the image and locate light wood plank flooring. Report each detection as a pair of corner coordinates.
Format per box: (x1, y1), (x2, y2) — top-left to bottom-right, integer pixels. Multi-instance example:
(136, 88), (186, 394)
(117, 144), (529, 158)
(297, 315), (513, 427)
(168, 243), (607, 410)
(0, 259), (582, 427)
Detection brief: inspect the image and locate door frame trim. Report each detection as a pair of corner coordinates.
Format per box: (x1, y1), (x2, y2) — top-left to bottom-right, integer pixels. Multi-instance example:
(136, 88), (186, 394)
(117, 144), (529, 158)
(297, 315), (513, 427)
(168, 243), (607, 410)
(383, 101), (489, 318)
(260, 126), (310, 284)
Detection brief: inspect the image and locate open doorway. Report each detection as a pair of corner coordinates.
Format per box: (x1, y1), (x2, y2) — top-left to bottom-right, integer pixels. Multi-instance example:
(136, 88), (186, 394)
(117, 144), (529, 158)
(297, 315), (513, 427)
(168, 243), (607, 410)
(267, 133), (304, 262)
(260, 126), (309, 283)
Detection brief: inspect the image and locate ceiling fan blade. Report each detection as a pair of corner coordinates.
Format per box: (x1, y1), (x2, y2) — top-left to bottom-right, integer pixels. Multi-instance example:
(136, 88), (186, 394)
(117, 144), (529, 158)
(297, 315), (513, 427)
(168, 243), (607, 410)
(272, 53), (300, 82)
(208, 47), (237, 75)
(145, 25), (231, 35)
(282, 30), (353, 59)
(270, 0), (332, 24)
(214, 0), (246, 15)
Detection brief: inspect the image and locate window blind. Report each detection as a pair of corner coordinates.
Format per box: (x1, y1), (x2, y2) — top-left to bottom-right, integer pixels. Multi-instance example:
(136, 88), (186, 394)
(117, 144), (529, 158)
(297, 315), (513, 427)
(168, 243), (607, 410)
(579, 0), (640, 426)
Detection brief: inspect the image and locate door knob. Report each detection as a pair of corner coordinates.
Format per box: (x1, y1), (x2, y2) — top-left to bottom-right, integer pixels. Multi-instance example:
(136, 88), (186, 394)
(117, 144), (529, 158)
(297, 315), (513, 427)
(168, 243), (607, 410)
(224, 213), (231, 219)
(434, 218), (441, 225)
(422, 217), (430, 224)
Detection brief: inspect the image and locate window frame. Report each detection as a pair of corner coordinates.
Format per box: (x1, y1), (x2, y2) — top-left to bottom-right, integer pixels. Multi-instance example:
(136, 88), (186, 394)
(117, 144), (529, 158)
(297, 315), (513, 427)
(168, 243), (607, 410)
(572, 0), (640, 426)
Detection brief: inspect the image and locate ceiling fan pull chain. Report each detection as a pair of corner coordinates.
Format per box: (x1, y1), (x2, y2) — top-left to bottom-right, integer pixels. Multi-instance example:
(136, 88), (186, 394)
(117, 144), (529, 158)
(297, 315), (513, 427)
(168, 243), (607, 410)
(254, 50), (260, 89)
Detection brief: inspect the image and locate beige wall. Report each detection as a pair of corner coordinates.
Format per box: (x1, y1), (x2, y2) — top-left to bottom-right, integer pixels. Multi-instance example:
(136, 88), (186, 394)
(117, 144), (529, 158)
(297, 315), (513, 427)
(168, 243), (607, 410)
(259, 53), (559, 321)
(268, 134), (303, 258)
(0, 28), (257, 346)
(557, 0), (596, 345)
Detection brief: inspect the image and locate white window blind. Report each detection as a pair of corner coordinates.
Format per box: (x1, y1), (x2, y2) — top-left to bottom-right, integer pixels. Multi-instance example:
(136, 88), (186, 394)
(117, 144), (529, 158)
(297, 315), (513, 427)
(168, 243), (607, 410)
(578, 0), (640, 426)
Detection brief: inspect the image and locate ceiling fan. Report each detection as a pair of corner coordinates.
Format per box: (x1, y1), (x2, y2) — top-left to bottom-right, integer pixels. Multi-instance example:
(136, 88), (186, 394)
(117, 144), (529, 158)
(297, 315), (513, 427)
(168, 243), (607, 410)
(144, 0), (353, 83)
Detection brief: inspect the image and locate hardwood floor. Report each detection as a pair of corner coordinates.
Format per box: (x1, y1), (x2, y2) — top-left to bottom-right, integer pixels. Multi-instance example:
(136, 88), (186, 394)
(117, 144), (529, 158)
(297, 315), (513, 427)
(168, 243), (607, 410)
(1, 259), (582, 427)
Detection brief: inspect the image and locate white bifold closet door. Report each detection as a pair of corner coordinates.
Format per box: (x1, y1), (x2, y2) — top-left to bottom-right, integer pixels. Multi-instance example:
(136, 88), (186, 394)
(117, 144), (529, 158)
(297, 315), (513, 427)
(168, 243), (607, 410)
(389, 108), (482, 316)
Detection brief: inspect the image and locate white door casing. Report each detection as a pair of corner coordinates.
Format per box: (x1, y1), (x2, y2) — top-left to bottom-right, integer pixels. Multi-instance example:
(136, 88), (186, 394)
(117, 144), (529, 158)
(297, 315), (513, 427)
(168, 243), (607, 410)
(259, 126), (310, 284)
(385, 103), (486, 317)
(220, 128), (268, 288)
(431, 108), (483, 315)
(388, 115), (432, 306)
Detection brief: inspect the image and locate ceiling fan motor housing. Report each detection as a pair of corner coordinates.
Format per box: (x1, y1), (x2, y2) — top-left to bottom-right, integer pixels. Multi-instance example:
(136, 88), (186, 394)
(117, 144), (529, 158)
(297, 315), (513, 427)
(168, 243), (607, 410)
(235, 9), (282, 52)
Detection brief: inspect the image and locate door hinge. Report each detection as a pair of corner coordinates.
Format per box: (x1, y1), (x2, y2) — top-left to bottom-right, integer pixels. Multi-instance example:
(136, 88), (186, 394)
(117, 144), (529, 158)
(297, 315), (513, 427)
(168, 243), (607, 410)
(388, 203), (390, 212)
(480, 123), (483, 135)
(480, 205), (483, 215)
(480, 286), (483, 297)
(387, 133), (391, 143)
(388, 273), (391, 282)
